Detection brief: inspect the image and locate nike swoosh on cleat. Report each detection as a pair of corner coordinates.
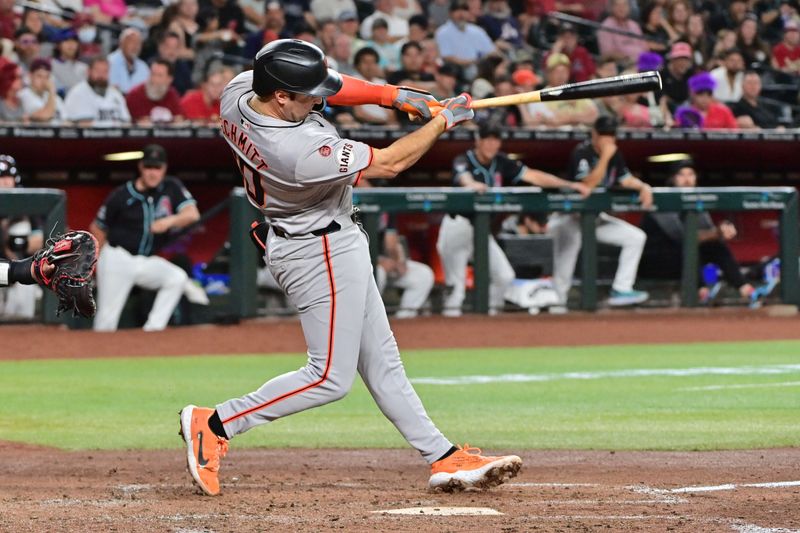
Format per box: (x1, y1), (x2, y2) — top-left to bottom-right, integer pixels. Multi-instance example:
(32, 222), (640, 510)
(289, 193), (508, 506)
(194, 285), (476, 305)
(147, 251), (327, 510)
(197, 431), (209, 467)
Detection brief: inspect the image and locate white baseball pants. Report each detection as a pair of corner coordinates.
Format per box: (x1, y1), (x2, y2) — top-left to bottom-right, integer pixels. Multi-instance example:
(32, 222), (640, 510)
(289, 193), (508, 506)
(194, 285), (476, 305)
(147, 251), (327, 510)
(547, 212), (647, 303)
(376, 259), (434, 318)
(0, 283), (41, 318)
(94, 244), (188, 332)
(436, 215), (515, 313)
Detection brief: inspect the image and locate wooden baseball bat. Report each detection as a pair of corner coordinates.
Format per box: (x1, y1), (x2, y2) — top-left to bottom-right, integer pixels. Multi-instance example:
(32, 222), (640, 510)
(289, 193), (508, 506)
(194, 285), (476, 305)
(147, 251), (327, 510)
(469, 71), (662, 109)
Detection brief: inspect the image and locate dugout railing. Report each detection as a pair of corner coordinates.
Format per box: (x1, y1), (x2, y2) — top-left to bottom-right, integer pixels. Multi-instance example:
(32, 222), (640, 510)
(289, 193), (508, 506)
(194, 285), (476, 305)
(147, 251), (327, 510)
(230, 186), (799, 316)
(0, 189), (67, 324)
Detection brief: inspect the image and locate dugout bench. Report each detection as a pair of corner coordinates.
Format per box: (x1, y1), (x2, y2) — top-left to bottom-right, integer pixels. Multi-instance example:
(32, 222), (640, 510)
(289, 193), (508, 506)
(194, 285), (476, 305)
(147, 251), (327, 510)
(227, 186), (799, 316)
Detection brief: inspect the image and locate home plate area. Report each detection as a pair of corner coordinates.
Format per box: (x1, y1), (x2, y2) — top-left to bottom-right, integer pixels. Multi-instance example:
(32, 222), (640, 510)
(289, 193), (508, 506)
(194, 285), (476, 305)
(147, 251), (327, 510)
(2, 447), (799, 532)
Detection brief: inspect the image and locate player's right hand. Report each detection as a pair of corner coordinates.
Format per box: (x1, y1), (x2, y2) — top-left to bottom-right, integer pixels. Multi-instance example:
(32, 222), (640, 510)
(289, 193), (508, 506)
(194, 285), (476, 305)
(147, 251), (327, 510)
(437, 93), (474, 131)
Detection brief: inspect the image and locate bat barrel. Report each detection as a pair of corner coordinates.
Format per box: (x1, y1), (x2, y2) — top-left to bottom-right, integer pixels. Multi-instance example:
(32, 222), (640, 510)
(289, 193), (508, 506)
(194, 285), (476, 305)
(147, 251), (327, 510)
(539, 71), (662, 102)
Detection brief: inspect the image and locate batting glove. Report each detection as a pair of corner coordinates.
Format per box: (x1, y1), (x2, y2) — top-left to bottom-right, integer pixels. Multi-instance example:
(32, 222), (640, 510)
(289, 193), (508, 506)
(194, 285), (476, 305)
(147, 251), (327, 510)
(392, 87), (439, 119)
(438, 93), (474, 130)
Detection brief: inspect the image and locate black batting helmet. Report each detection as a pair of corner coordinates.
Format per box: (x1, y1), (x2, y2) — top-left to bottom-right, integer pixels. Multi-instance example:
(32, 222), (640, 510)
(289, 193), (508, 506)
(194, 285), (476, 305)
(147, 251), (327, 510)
(252, 39), (342, 98)
(0, 154), (20, 186)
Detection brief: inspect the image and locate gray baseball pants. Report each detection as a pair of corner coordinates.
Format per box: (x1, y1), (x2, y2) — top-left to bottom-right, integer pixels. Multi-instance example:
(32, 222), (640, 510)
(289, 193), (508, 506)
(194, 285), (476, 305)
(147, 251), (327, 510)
(216, 216), (453, 464)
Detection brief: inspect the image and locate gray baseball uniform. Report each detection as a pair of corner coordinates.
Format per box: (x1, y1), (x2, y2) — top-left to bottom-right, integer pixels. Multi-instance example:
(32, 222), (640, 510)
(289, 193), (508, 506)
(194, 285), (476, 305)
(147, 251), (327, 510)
(214, 72), (453, 464)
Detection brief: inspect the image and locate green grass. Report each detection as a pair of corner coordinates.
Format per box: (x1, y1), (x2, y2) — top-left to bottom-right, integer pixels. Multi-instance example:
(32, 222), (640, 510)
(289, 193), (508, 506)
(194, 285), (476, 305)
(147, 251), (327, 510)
(1, 340), (799, 451)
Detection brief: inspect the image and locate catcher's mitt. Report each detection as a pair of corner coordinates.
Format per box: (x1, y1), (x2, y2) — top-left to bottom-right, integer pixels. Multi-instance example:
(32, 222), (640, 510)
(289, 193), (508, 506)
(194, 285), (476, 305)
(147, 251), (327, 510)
(32, 230), (99, 318)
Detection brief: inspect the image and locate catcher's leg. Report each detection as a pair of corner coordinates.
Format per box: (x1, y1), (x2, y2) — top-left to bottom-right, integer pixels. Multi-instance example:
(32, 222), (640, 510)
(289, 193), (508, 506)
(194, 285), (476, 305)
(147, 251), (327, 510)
(4, 283), (41, 318)
(136, 255), (187, 332)
(94, 245), (136, 331)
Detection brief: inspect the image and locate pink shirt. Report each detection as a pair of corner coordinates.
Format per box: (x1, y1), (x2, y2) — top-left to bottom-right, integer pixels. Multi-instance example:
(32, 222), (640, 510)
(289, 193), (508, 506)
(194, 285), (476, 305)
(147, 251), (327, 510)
(598, 17), (647, 63)
(83, 0), (127, 19)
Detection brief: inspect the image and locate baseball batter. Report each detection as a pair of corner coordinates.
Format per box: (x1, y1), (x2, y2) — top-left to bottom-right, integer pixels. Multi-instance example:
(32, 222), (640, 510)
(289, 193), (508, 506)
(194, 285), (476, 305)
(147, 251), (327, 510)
(180, 39), (521, 496)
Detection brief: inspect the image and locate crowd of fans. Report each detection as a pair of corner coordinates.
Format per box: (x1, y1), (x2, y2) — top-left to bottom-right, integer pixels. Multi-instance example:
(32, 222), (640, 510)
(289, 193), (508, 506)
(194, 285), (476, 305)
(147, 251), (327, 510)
(0, 0), (799, 129)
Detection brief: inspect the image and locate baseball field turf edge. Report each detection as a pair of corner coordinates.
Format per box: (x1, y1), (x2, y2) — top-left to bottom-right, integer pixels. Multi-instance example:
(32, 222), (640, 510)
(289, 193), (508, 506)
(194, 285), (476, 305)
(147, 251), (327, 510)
(0, 340), (798, 451)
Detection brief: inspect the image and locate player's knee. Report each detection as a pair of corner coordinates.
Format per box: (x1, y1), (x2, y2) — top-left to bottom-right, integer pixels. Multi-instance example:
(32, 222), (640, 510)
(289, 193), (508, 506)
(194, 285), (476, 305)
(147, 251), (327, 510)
(630, 228), (647, 248)
(165, 266), (189, 287)
(419, 265), (435, 291)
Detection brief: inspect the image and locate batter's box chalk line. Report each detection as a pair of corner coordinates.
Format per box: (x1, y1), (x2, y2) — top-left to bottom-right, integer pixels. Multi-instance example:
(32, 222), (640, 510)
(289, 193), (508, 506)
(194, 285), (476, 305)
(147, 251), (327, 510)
(635, 480), (800, 494)
(372, 506), (503, 516)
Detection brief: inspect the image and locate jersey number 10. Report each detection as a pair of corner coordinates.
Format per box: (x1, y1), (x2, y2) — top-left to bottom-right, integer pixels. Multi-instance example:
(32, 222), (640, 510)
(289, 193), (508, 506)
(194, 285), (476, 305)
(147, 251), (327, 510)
(234, 153), (266, 207)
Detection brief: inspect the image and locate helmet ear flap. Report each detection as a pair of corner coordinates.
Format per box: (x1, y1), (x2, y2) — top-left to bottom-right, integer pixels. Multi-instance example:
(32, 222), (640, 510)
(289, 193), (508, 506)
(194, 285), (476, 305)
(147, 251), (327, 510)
(312, 98), (327, 112)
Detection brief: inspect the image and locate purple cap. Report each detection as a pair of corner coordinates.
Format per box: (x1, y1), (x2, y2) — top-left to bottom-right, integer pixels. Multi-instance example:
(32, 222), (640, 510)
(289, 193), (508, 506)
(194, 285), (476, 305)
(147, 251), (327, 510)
(637, 52), (664, 72)
(674, 105), (704, 128)
(688, 71), (716, 93)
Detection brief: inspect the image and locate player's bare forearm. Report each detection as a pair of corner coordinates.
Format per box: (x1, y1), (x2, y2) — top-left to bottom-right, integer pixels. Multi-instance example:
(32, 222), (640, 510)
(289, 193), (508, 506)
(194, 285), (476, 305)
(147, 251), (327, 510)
(88, 221), (107, 248)
(582, 158), (612, 189)
(363, 115), (447, 179)
(173, 204), (201, 228)
(521, 169), (578, 190)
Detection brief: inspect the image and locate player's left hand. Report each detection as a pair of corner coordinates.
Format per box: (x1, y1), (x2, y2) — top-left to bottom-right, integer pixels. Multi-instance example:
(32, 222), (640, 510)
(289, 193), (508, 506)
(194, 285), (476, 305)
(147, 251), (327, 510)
(392, 87), (439, 120)
(639, 184), (654, 208)
(571, 182), (591, 198)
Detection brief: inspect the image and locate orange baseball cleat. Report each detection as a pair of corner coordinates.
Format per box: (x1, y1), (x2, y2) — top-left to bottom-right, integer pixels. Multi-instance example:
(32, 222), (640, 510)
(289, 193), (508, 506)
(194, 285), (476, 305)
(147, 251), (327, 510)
(429, 444), (522, 492)
(179, 405), (229, 496)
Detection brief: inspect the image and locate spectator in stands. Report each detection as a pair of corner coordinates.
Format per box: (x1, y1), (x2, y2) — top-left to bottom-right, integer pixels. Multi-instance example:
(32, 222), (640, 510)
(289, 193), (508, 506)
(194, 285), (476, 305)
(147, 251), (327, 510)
(51, 30), (87, 94)
(310, 0), (356, 23)
(516, 68), (557, 126)
(548, 116), (651, 309)
(394, 0), (423, 20)
(328, 33), (357, 76)
(639, 159), (756, 303)
(478, 0), (524, 53)
(243, 1), (291, 59)
(676, 71), (739, 129)
(239, 0), (266, 33)
(108, 28), (149, 95)
(200, 0), (246, 47)
(425, 62), (456, 101)
(337, 10), (367, 52)
(157, 31), (194, 95)
(437, 122), (587, 316)
(658, 41), (695, 114)
(686, 13), (714, 68)
(0, 60), (25, 123)
(543, 22), (596, 82)
(84, 0), (128, 26)
(420, 37), (443, 74)
(736, 14), (772, 68)
(387, 41), (436, 91)
(617, 77), (654, 128)
(636, 52), (669, 126)
(641, 1), (678, 53)
(536, 53), (599, 127)
(0, 0), (15, 41)
(12, 28), (41, 75)
(435, 0), (496, 80)
(64, 56), (131, 126)
(166, 0), (200, 61)
(771, 19), (800, 74)
(428, 0), (451, 28)
(470, 55), (507, 98)
(19, 58), (64, 124)
(376, 216), (435, 319)
(709, 0), (748, 34)
(366, 18), (402, 72)
(126, 59), (184, 125)
(180, 64), (234, 123)
(408, 14), (431, 43)
(598, 0), (648, 66)
(19, 9), (55, 58)
(361, 0), (409, 41)
(732, 70), (782, 129)
(667, 0), (691, 38)
(710, 48), (745, 103)
(351, 47), (397, 125)
(595, 55), (619, 79)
